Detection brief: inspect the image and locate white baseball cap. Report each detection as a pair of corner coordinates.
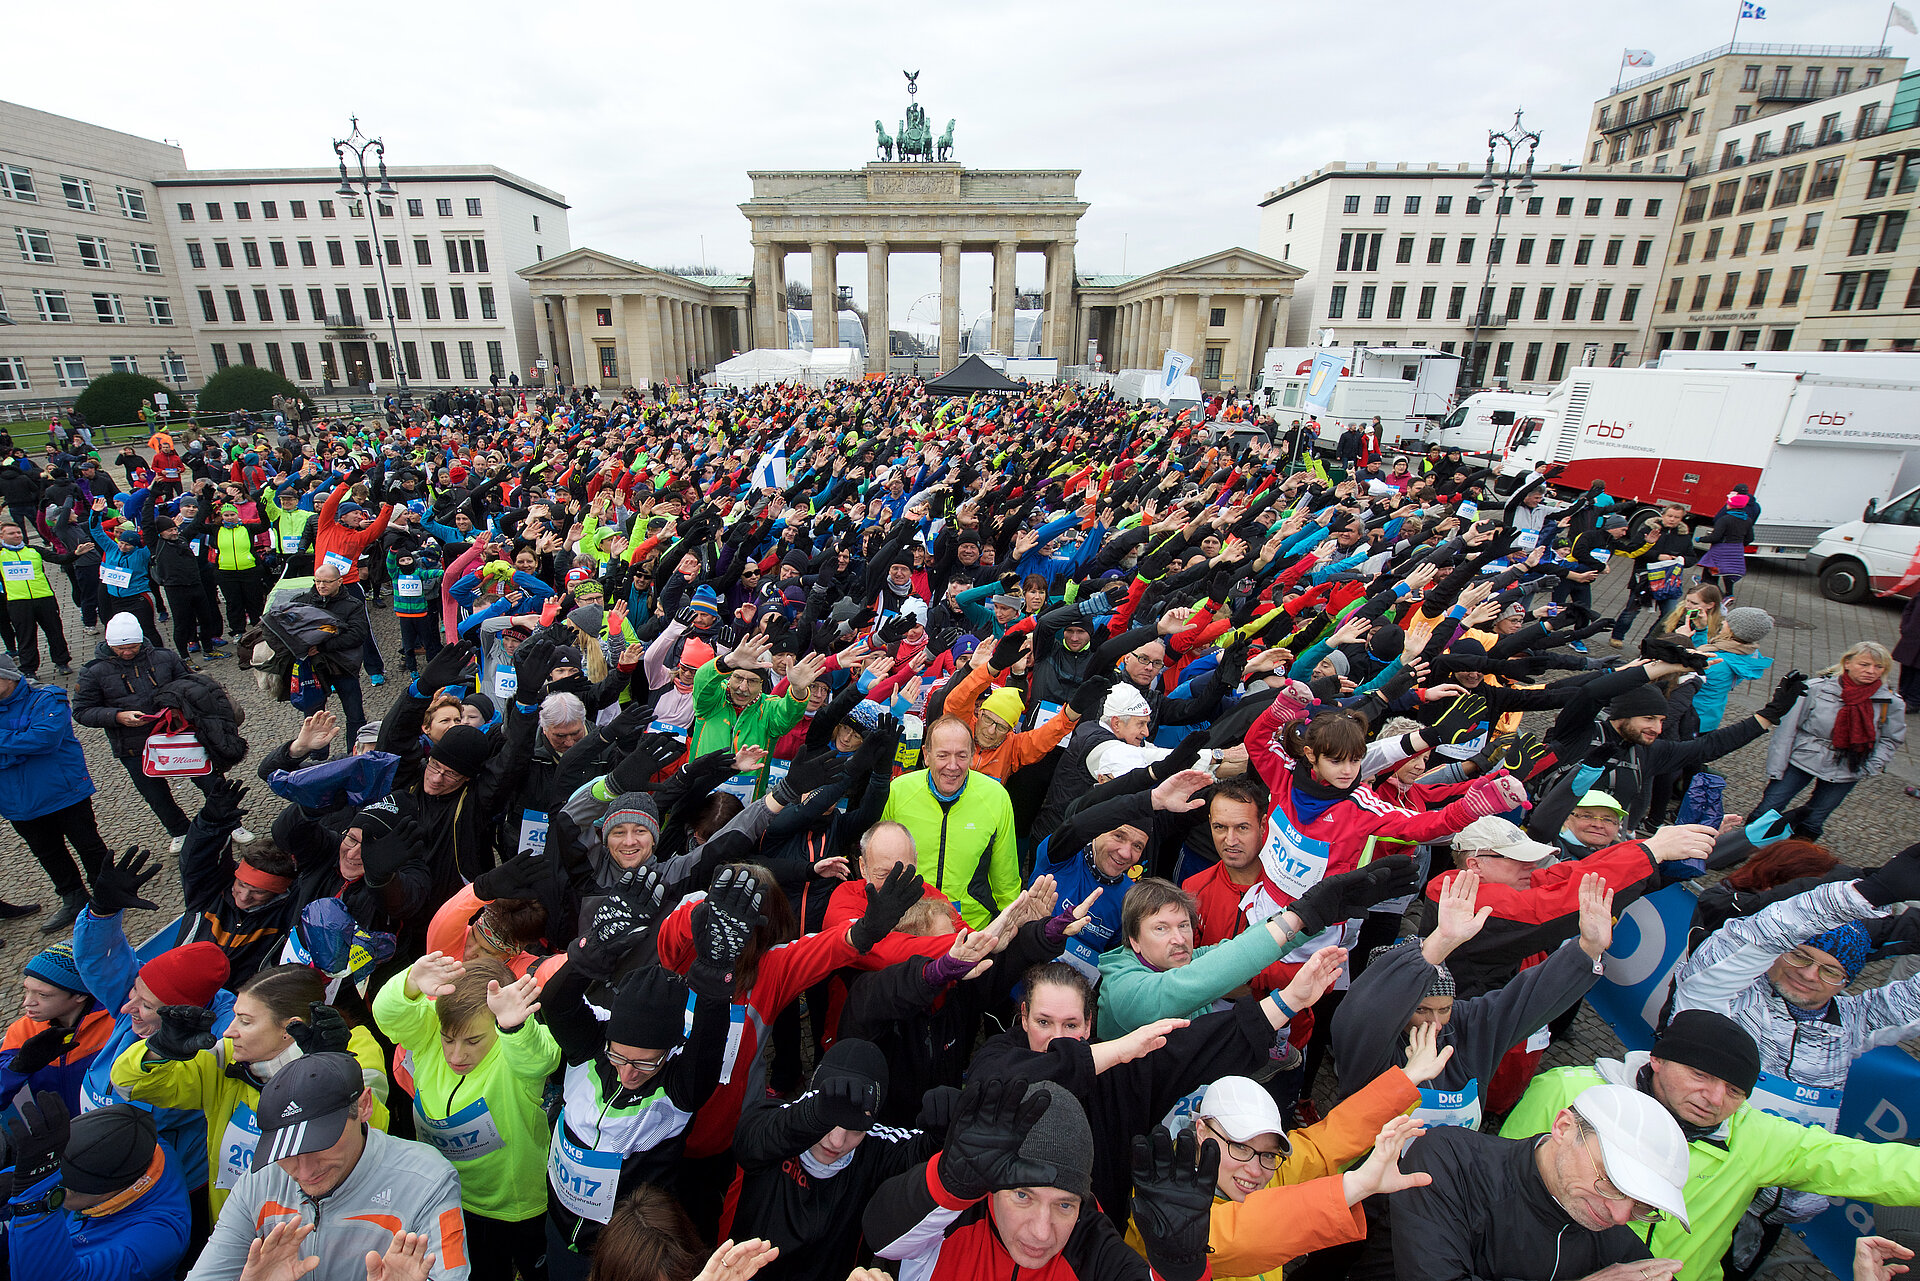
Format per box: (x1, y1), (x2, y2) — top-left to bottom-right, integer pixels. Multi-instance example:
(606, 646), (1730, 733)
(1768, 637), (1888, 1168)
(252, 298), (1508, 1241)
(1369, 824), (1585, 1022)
(1083, 741), (1168, 782)
(1570, 1084), (1691, 1228)
(1453, 816), (1558, 863)
(1198, 1076), (1288, 1148)
(1102, 684), (1152, 722)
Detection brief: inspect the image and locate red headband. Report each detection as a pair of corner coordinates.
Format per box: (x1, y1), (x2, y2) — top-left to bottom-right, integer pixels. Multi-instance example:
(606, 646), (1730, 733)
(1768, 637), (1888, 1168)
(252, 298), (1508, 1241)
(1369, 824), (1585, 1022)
(234, 862), (294, 893)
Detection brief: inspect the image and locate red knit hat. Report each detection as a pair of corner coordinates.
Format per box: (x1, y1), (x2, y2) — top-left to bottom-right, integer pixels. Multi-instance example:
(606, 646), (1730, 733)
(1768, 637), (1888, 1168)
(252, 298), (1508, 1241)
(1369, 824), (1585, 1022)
(139, 942), (230, 1008)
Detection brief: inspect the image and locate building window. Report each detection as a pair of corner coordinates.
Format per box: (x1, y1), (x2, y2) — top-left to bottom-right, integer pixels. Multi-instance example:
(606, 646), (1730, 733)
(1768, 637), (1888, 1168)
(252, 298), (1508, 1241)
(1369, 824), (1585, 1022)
(1799, 211), (1824, 248)
(1200, 346), (1225, 379)
(253, 288), (272, 321)
(1808, 159), (1844, 201)
(1732, 106), (1752, 125)
(1446, 286), (1466, 320)
(392, 287), (410, 321)
(261, 200), (277, 219)
(459, 340), (478, 378)
(1546, 238), (1565, 265)
(436, 199), (453, 217)
(269, 240), (287, 267)
(422, 286), (440, 320)
(361, 288), (381, 322)
(307, 287), (326, 319)
(1882, 212), (1908, 253)
(1773, 166), (1806, 206)
(1521, 342), (1543, 380)
(1535, 287), (1556, 320)
(15, 227), (54, 264)
(1386, 285), (1406, 319)
(1591, 287), (1611, 321)
(1664, 278), (1684, 312)
(1506, 285), (1526, 319)
(112, 186), (147, 223)
(1417, 286), (1436, 319)
(429, 342), (450, 381)
(1580, 197), (1598, 216)
(224, 288), (245, 322)
(1869, 158), (1899, 199)
(231, 201), (249, 221)
(290, 200), (307, 219)
(356, 239), (374, 266)
(1396, 236), (1414, 264)
(91, 293), (125, 324)
(1527, 196), (1543, 215)
(414, 238), (432, 265)
(0, 166), (36, 202)
(1326, 285), (1346, 319)
(0, 357), (28, 391)
(204, 202), (222, 221)
(198, 289), (218, 323)
(176, 202), (194, 222)
(1749, 269), (1772, 307)
(1711, 181), (1739, 219)
(1397, 195), (1418, 215)
(474, 286), (498, 320)
(1691, 276), (1712, 309)
(1489, 237), (1504, 264)
(1850, 217), (1878, 256)
(380, 239), (399, 267)
(52, 356), (88, 388)
(1682, 187), (1709, 223)
(1782, 265), (1807, 305)
(298, 240), (317, 267)
(1833, 273), (1862, 311)
(1764, 218), (1786, 253)
(210, 343), (230, 370)
(1601, 237), (1621, 266)
(1493, 341), (1513, 379)
(1619, 287), (1641, 322)
(237, 342), (254, 367)
(1555, 197), (1573, 216)
(1373, 195), (1391, 215)
(1436, 195), (1453, 214)
(1427, 237), (1445, 264)
(401, 341), (421, 380)
(450, 287), (469, 320)
(1574, 238), (1594, 266)
(280, 288), (299, 322)
(1703, 228), (1723, 261)
(259, 342), (282, 375)
(1561, 287), (1584, 321)
(1457, 238), (1476, 264)
(1861, 269), (1890, 309)
(288, 343), (310, 380)
(1466, 197), (1483, 214)
(33, 290), (71, 323)
(1632, 237), (1653, 267)
(1731, 224), (1754, 257)
(407, 199), (423, 217)
(318, 200), (335, 218)
(1343, 195), (1360, 214)
(1516, 238), (1535, 264)
(144, 296), (173, 326)
(1741, 174), (1771, 213)
(465, 198), (482, 217)
(1548, 342), (1572, 381)
(75, 235), (111, 269)
(243, 240), (262, 268)
(60, 176), (95, 211)
(211, 241), (232, 269)
(1356, 285), (1376, 319)
(327, 241), (345, 267)
(1659, 119), (1680, 150)
(1717, 274), (1741, 308)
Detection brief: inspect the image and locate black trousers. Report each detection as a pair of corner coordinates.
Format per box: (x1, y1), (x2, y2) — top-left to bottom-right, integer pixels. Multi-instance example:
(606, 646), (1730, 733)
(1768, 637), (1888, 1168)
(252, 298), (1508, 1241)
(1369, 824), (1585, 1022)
(11, 797), (109, 899)
(217, 566), (265, 634)
(115, 751), (211, 838)
(163, 584), (221, 656)
(6, 597), (70, 673)
(466, 1211), (547, 1281)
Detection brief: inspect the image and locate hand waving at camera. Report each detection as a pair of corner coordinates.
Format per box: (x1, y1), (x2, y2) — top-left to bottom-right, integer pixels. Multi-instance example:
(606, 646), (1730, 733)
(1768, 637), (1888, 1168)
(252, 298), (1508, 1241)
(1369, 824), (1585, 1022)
(936, 1078), (1054, 1201)
(287, 1002), (351, 1055)
(849, 863), (925, 953)
(1130, 1126), (1220, 1281)
(689, 867), (765, 998)
(145, 1005), (218, 1062)
(89, 845), (161, 916)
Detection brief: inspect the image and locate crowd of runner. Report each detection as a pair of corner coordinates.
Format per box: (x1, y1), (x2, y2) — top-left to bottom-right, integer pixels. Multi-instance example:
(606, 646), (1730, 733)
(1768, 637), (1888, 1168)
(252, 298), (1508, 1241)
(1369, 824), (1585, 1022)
(0, 376), (1918, 1281)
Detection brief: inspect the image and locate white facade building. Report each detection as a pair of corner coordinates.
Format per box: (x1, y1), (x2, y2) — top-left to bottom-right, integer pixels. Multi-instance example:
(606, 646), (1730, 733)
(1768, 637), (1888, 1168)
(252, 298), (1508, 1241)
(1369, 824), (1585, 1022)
(0, 100), (200, 410)
(153, 165), (569, 391)
(1258, 162), (1687, 387)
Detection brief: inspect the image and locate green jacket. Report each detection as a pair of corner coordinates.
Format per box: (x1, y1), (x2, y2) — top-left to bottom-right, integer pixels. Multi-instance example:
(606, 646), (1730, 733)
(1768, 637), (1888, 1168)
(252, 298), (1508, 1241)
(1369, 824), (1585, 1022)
(879, 769), (1019, 930)
(372, 971), (561, 1222)
(1096, 918), (1296, 1038)
(688, 657), (808, 788)
(1502, 1054), (1920, 1281)
(0, 545), (53, 601)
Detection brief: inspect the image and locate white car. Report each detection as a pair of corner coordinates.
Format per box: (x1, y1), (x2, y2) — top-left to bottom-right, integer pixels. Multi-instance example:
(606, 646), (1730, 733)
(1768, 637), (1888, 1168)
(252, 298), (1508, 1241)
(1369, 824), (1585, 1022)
(1808, 484), (1920, 603)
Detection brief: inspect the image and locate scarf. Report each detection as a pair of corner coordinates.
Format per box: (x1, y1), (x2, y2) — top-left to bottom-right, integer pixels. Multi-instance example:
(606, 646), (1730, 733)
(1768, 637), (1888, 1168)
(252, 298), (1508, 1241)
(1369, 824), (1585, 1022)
(1831, 675), (1879, 771)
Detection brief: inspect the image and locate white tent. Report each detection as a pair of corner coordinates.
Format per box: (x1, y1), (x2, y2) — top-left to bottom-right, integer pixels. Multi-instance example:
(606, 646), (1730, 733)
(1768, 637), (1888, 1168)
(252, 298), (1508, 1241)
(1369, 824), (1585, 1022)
(709, 347), (866, 389)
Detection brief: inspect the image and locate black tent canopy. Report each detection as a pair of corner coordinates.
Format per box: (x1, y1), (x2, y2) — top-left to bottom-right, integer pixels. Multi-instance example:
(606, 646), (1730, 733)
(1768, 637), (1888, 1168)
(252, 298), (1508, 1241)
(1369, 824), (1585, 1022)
(924, 354), (1023, 393)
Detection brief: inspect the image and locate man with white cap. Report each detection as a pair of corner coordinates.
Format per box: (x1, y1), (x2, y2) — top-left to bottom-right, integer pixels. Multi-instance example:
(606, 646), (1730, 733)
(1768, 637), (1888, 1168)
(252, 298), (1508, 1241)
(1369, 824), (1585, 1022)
(1033, 682), (1164, 838)
(1380, 1082), (1690, 1281)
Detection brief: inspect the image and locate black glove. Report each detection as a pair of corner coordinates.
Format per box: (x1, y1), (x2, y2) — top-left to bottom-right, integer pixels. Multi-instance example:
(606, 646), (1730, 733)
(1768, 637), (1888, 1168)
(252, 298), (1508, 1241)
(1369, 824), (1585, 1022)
(1131, 1126), (1220, 1281)
(2, 1092), (70, 1196)
(569, 890), (653, 983)
(846, 714), (903, 778)
(675, 605), (703, 629)
(916, 1084), (964, 1131)
(1215, 639), (1249, 689)
(878, 614), (915, 645)
(418, 638), (477, 692)
(90, 844), (161, 916)
(286, 1002), (351, 1055)
(805, 1073), (881, 1134)
(849, 862), (926, 952)
(1155, 728), (1211, 780)
(1068, 675), (1114, 722)
(359, 814), (423, 886)
(1858, 842), (1920, 907)
(1866, 907), (1920, 956)
(511, 635), (557, 699)
(473, 846), (561, 903)
(928, 626), (962, 656)
(147, 1004), (218, 1061)
(606, 862), (668, 925)
(937, 1078), (1055, 1201)
(1758, 669), (1810, 724)
(774, 751), (849, 807)
(989, 630), (1027, 671)
(688, 866), (765, 998)
(1288, 854), (1417, 935)
(8, 1025), (78, 1077)
(605, 734), (685, 794)
(198, 775), (248, 829)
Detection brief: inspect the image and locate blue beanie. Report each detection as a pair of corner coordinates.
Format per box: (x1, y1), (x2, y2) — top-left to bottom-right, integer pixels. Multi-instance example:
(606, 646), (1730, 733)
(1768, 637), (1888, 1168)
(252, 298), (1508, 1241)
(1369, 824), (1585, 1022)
(25, 941), (88, 995)
(846, 700), (885, 734)
(337, 501), (365, 517)
(688, 585), (721, 616)
(1804, 923), (1871, 981)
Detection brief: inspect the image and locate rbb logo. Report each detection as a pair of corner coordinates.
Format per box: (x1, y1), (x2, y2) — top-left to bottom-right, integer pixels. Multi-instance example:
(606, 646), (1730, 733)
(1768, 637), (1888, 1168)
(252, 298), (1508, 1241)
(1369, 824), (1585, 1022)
(1586, 421), (1628, 439)
(1806, 411), (1853, 426)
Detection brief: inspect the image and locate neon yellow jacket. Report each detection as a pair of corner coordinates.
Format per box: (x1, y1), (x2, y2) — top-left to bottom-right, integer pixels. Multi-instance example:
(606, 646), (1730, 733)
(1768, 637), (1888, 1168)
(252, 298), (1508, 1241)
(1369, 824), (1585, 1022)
(879, 769), (1019, 930)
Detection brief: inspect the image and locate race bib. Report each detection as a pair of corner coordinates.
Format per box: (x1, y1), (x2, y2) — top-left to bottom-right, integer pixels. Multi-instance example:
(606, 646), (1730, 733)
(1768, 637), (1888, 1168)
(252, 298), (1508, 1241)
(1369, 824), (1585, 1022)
(216, 1102), (262, 1190)
(1750, 1071), (1843, 1132)
(715, 773), (761, 803)
(323, 551), (353, 575)
(396, 576), (424, 598)
(493, 668), (518, 701)
(414, 1097), (506, 1161)
(518, 808), (549, 858)
(100, 566), (133, 589)
(549, 1130), (623, 1223)
(2, 560), (34, 583)
(1260, 809), (1333, 901)
(1590, 547), (1613, 565)
(1411, 1079), (1483, 1131)
(78, 1075), (119, 1114)
(1525, 1026), (1552, 1053)
(1513, 529), (1539, 552)
(281, 534), (303, 554)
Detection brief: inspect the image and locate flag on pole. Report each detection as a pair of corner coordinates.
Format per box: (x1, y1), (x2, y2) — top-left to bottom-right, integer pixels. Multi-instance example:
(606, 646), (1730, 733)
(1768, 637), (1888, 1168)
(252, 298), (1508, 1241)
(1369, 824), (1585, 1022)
(1893, 3), (1918, 34)
(1624, 48), (1656, 66)
(1740, 1), (1767, 17)
(752, 430), (790, 490)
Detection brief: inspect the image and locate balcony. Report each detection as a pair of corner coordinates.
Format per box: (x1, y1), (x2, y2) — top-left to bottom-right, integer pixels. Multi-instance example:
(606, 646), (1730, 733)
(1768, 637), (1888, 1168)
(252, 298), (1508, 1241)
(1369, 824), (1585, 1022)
(1757, 80), (1825, 104)
(321, 312), (362, 330)
(1469, 312), (1508, 329)
(1601, 97), (1690, 134)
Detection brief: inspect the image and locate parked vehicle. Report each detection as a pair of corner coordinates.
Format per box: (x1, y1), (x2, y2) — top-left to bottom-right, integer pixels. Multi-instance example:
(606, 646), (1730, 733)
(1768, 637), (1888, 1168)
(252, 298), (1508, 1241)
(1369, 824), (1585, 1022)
(1807, 487), (1920, 602)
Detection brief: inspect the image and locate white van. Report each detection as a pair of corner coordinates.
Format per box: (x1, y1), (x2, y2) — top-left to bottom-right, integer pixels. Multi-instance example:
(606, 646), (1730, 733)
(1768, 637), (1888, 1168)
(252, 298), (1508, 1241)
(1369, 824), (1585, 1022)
(1807, 486), (1920, 603)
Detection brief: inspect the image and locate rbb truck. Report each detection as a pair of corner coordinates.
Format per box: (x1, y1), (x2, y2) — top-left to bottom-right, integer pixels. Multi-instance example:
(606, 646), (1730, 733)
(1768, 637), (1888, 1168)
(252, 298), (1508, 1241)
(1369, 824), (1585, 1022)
(1434, 366), (1920, 558)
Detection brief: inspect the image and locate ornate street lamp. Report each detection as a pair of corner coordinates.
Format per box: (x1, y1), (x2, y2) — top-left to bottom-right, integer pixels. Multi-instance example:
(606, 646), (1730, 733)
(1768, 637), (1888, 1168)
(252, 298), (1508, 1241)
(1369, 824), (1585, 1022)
(332, 117), (408, 394)
(1466, 110), (1540, 399)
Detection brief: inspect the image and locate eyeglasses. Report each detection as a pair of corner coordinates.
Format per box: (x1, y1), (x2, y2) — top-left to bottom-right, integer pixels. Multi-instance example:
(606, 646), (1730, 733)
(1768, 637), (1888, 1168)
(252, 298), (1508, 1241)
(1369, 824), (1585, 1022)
(1782, 948), (1850, 986)
(604, 1047), (668, 1073)
(1575, 1136), (1665, 1223)
(1129, 653), (1166, 669)
(1201, 1120), (1282, 1170)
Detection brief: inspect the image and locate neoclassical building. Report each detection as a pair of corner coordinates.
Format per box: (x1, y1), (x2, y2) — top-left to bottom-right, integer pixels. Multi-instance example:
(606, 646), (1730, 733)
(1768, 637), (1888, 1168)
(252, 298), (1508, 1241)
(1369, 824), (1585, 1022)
(519, 160), (1298, 393)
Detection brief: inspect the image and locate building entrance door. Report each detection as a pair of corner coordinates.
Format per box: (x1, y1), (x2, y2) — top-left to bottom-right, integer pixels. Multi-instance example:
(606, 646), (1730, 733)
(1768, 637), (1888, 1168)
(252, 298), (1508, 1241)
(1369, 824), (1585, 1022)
(340, 341), (372, 390)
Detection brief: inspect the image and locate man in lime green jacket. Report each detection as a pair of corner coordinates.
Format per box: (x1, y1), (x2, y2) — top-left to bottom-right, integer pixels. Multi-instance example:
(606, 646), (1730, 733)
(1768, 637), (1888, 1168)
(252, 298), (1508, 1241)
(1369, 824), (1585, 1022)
(879, 716), (1018, 930)
(687, 637), (816, 792)
(1502, 1010), (1920, 1281)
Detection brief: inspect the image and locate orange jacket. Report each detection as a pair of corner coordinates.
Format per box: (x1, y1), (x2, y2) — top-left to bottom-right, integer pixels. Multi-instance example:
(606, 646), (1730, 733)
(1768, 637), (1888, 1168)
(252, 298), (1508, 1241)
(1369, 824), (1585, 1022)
(945, 661), (1075, 781)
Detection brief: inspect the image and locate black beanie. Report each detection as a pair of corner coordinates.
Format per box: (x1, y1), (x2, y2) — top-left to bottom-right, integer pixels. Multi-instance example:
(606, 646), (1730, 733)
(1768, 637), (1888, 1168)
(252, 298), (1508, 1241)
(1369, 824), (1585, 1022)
(606, 966), (689, 1052)
(431, 724), (492, 779)
(812, 1037), (888, 1131)
(1607, 682), (1672, 720)
(1007, 1081), (1093, 1199)
(62, 1105), (157, 1195)
(1450, 636), (1486, 657)
(462, 692), (496, 722)
(1368, 623), (1405, 663)
(1651, 1010), (1761, 1095)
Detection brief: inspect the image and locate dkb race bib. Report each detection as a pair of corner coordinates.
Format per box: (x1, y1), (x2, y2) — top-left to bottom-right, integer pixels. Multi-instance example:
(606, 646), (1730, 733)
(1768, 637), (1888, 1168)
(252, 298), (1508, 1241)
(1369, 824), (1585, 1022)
(216, 1102), (262, 1189)
(1750, 1071), (1843, 1132)
(414, 1097), (506, 1161)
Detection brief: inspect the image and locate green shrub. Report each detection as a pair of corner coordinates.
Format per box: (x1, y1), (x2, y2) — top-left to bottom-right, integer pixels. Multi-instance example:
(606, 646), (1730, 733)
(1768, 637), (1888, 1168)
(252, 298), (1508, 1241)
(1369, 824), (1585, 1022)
(73, 372), (177, 431)
(195, 366), (311, 417)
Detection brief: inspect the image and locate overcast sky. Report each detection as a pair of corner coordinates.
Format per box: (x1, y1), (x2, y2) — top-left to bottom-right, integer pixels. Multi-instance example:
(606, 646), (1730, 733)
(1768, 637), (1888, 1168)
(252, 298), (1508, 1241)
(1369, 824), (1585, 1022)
(14, 0), (1914, 329)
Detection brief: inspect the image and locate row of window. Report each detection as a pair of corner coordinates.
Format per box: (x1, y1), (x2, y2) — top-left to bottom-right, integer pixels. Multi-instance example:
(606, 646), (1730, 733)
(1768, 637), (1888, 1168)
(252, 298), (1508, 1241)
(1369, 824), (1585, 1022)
(176, 196), (486, 223)
(0, 166), (150, 219)
(193, 283), (498, 325)
(1335, 193), (1664, 219)
(1662, 267), (1809, 312)
(204, 337), (505, 384)
(1655, 328), (1797, 354)
(0, 351), (187, 391)
(1683, 159), (1845, 223)
(1326, 282), (1644, 324)
(13, 288), (174, 326)
(14, 228), (163, 272)
(1676, 212), (1825, 262)
(1485, 340), (1626, 383)
(184, 235), (490, 273)
(1336, 232), (1659, 271)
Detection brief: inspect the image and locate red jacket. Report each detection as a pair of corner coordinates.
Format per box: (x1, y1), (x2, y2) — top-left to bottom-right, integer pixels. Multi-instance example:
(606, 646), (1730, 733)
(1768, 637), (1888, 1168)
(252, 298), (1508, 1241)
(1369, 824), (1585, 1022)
(315, 482), (393, 584)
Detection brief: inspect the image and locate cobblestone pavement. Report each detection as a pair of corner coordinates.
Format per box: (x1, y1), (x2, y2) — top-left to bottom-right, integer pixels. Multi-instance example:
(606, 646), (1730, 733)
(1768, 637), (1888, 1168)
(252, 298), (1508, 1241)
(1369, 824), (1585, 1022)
(2, 550), (1912, 1279)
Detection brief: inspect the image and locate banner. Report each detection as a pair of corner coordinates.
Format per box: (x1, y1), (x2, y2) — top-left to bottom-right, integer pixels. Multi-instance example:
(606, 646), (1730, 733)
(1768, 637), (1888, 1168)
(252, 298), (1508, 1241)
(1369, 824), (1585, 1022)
(1160, 350), (1192, 393)
(1586, 884), (1920, 1277)
(1624, 48), (1656, 67)
(1304, 350), (1344, 410)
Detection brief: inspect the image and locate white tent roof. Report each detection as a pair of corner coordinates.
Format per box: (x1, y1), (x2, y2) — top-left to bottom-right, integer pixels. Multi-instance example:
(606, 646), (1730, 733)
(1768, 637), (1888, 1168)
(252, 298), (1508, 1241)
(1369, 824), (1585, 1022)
(709, 347), (866, 389)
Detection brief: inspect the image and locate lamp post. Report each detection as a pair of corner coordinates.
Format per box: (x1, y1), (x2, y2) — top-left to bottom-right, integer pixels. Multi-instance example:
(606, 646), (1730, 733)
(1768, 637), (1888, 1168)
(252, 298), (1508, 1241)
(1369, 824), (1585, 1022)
(1467, 109), (1540, 398)
(332, 117), (408, 397)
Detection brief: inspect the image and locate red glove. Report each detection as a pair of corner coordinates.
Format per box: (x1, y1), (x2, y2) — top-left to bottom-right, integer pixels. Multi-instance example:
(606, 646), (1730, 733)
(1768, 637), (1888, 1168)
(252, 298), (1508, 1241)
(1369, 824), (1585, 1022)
(540, 597), (562, 627)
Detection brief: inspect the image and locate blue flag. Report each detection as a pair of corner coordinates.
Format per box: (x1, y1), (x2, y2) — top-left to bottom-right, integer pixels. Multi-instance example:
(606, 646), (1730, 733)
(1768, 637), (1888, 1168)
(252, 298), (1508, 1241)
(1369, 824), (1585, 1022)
(1741, 1), (1766, 17)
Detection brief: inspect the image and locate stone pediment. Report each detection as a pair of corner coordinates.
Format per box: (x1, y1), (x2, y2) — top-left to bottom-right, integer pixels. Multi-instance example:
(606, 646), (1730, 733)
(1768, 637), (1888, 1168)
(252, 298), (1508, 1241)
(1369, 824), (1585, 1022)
(1155, 246), (1302, 282)
(518, 247), (657, 281)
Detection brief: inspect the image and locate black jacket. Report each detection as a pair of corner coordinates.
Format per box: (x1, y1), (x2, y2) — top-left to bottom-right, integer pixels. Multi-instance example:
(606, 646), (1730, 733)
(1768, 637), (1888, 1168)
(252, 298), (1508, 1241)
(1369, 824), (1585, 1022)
(71, 641), (193, 758)
(288, 587), (371, 674)
(173, 802), (295, 985)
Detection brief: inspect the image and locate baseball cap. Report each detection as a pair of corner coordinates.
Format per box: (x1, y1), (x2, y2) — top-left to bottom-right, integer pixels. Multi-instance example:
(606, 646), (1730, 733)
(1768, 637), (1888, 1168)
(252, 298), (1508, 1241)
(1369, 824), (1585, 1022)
(255, 1052), (366, 1162)
(1453, 816), (1557, 862)
(1198, 1075), (1287, 1148)
(1569, 1083), (1691, 1228)
(1102, 684), (1152, 722)
(1571, 790), (1627, 817)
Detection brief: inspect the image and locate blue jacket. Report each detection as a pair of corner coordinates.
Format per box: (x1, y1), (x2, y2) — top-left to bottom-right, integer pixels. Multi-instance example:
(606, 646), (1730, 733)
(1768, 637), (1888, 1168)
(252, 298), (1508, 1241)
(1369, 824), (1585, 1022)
(6, 1146), (190, 1281)
(0, 677), (94, 822)
(1694, 648), (1772, 733)
(73, 909), (233, 1189)
(91, 519), (152, 598)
